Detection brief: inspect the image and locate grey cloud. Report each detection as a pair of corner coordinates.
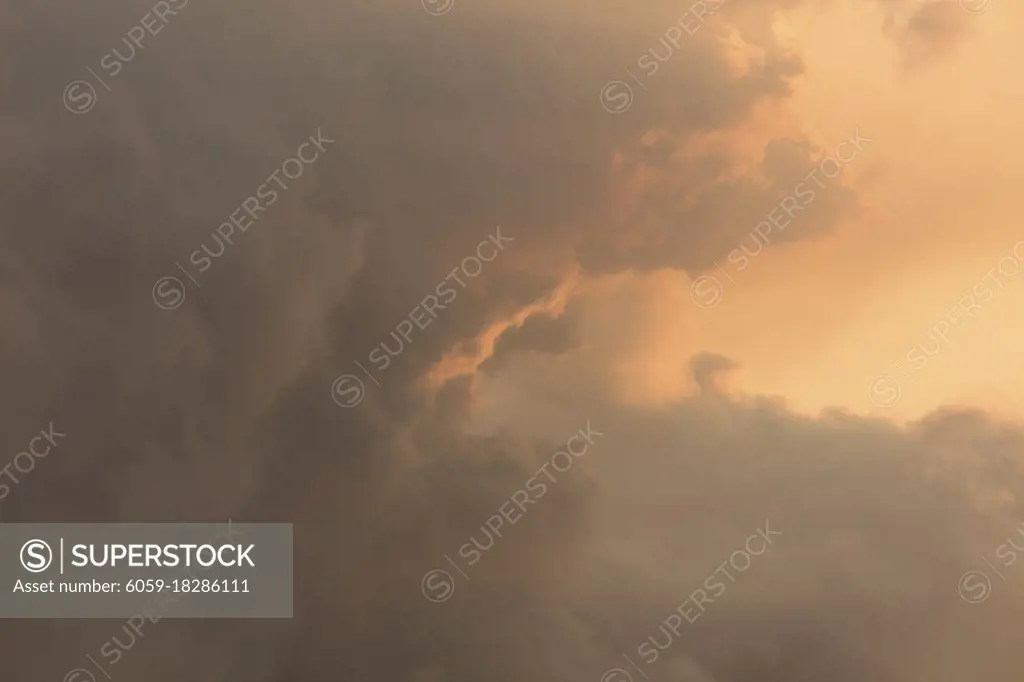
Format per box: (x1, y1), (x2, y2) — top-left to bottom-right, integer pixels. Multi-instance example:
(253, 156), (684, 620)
(0, 0), (1004, 681)
(874, 0), (974, 65)
(690, 352), (739, 394)
(897, 0), (973, 65)
(469, 354), (1024, 682)
(480, 306), (583, 374)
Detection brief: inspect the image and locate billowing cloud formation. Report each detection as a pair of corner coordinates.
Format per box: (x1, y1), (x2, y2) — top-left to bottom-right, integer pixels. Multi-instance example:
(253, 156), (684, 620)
(469, 352), (1024, 682)
(690, 352), (739, 394)
(0, 0), (1012, 681)
(480, 306), (582, 374)
(878, 0), (974, 65)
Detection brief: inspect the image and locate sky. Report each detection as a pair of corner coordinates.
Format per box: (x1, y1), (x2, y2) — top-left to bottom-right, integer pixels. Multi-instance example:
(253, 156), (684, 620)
(2, 0), (1024, 681)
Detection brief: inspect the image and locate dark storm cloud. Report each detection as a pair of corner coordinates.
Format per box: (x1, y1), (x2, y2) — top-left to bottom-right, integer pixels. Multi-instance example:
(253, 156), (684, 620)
(475, 351), (1024, 682)
(892, 0), (973, 65)
(690, 352), (739, 394)
(0, 1), (1009, 682)
(479, 306), (583, 374)
(849, 0), (982, 63)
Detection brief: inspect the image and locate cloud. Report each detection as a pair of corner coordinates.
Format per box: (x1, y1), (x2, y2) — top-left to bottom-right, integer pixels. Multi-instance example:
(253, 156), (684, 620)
(479, 306), (582, 374)
(466, 351), (1024, 682)
(0, 0), (1013, 681)
(690, 352), (740, 394)
(877, 0), (974, 65)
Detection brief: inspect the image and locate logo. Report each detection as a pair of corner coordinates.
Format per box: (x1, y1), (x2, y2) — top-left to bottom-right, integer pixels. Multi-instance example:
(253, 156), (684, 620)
(152, 276), (186, 310)
(600, 81), (633, 114)
(422, 0), (454, 16)
(958, 570), (992, 604)
(63, 81), (97, 114)
(690, 275), (724, 309)
(600, 669), (633, 682)
(959, 0), (990, 15)
(331, 374), (365, 408)
(20, 539), (53, 573)
(63, 669), (97, 682)
(868, 374), (901, 408)
(421, 569), (455, 602)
